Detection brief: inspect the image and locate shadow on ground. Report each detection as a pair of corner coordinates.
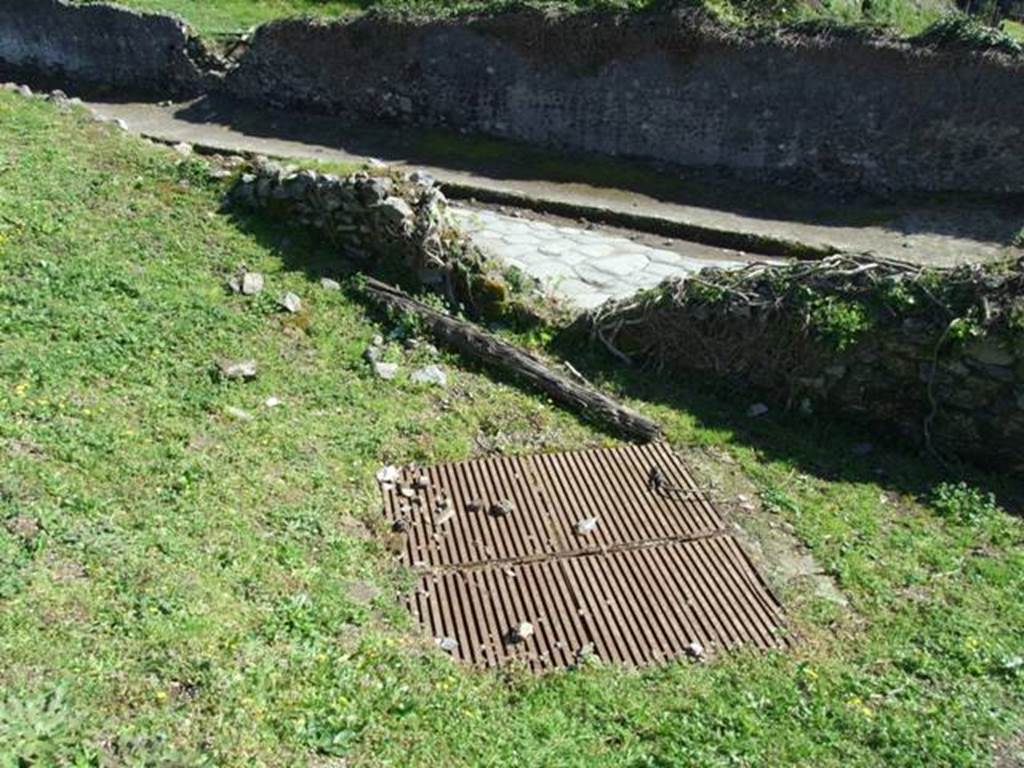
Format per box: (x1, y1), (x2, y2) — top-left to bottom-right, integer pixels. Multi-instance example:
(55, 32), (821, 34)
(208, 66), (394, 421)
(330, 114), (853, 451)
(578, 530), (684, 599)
(553, 337), (1024, 514)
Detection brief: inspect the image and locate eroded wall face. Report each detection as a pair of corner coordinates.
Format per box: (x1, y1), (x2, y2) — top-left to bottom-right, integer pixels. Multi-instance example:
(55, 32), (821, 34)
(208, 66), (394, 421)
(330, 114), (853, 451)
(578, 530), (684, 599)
(226, 12), (1024, 195)
(1, 2), (1022, 195)
(0, 0), (207, 98)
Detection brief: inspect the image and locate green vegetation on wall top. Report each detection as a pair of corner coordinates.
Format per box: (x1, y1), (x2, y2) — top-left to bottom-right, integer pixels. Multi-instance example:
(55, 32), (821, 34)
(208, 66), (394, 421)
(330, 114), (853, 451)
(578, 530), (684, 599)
(78, 0), (1024, 48)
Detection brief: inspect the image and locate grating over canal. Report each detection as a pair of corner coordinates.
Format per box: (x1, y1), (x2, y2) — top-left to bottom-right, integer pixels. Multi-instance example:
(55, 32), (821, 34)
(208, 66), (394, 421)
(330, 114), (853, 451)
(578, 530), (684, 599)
(379, 443), (787, 671)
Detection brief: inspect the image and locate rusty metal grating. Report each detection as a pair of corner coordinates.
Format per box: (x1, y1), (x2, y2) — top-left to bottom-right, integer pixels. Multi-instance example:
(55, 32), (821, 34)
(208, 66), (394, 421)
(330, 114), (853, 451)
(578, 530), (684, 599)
(380, 444), (787, 670)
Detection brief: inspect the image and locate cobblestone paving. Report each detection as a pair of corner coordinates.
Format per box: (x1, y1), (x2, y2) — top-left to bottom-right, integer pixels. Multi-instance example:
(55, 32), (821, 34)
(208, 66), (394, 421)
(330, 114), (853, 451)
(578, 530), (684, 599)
(454, 207), (750, 310)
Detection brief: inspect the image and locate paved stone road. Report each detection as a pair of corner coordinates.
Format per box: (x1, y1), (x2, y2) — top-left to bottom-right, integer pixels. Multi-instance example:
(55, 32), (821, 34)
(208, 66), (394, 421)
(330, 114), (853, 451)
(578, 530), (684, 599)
(454, 207), (750, 310)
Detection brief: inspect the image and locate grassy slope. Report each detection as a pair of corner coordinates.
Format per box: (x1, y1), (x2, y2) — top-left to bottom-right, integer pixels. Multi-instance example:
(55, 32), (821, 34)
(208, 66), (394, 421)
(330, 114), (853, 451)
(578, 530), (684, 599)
(1, 93), (1023, 766)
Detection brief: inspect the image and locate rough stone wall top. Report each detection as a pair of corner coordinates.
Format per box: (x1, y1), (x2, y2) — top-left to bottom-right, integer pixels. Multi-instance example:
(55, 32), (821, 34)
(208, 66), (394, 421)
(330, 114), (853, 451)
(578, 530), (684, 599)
(0, 0), (209, 97)
(587, 255), (1024, 473)
(227, 8), (1024, 195)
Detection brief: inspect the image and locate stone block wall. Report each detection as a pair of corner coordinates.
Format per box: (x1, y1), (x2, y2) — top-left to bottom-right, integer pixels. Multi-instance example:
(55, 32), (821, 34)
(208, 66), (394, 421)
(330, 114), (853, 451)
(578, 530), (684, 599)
(2, 2), (1022, 195)
(227, 8), (1024, 195)
(229, 161), (520, 318)
(0, 0), (212, 97)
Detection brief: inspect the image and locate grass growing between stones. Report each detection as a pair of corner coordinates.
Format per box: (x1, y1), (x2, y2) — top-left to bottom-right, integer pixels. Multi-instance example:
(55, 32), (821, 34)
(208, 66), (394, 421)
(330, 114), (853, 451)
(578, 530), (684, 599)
(2, 92), (1024, 766)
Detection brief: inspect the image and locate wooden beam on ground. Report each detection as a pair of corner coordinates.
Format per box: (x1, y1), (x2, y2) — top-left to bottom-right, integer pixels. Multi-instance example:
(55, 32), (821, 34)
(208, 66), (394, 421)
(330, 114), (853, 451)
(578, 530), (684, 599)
(361, 277), (662, 443)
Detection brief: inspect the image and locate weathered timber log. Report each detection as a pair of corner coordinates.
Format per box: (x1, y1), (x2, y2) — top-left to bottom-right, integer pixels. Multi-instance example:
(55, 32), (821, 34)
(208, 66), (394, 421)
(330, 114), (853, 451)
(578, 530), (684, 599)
(361, 277), (662, 442)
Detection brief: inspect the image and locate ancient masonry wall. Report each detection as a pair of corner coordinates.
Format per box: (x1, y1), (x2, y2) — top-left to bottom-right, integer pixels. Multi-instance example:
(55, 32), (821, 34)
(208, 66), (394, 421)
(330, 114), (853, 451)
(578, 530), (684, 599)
(587, 257), (1024, 473)
(225, 10), (1024, 195)
(1, 2), (1022, 194)
(0, 0), (213, 98)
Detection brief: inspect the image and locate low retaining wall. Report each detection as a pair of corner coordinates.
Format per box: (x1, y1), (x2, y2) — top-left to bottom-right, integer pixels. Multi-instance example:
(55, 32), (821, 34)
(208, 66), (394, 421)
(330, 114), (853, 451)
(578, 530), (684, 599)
(229, 162), (521, 319)
(227, 8), (1024, 195)
(587, 256), (1024, 473)
(0, 0), (212, 98)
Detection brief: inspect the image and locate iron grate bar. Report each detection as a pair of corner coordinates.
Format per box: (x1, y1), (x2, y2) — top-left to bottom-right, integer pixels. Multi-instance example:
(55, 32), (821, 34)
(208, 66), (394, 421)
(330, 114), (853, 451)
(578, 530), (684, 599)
(382, 444), (788, 671)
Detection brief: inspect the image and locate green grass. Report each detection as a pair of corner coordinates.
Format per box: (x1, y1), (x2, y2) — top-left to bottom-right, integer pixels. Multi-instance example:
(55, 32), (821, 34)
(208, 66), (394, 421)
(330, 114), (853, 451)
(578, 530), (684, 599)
(85, 0), (371, 35)
(2, 92), (1024, 766)
(80, 0), (962, 37)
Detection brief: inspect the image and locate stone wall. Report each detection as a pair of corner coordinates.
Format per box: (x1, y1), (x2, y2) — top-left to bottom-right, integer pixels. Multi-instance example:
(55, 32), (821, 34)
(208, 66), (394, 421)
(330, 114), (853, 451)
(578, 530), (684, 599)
(226, 7), (1024, 195)
(230, 161), (521, 318)
(0, 0), (212, 98)
(2, 2), (1022, 194)
(586, 256), (1024, 473)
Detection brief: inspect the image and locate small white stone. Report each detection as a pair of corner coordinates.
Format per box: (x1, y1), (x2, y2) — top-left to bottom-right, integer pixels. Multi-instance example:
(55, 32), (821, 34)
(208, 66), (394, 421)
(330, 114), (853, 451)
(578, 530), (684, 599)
(263, 396), (282, 408)
(373, 362), (399, 380)
(240, 271), (264, 296)
(376, 465), (400, 484)
(172, 142), (193, 157)
(320, 277), (341, 291)
(241, 272), (264, 295)
(685, 641), (705, 659)
(434, 504), (455, 526)
(278, 292), (302, 313)
(436, 636), (459, 653)
(513, 622), (534, 642)
(218, 359), (258, 380)
(411, 365), (447, 387)
(576, 517), (598, 535)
